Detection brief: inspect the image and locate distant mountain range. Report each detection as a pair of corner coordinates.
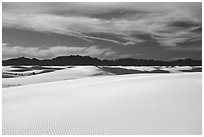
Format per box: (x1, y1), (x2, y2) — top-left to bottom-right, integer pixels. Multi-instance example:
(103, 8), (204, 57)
(2, 55), (202, 66)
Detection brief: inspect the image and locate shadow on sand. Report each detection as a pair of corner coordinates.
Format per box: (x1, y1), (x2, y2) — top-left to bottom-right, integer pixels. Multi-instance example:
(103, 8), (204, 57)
(99, 67), (170, 75)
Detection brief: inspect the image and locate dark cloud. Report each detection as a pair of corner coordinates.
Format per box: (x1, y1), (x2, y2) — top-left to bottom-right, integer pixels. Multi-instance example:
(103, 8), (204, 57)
(89, 9), (149, 20)
(169, 20), (201, 29)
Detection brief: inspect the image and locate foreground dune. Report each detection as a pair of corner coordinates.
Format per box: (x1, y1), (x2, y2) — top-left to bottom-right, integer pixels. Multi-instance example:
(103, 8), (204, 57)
(2, 72), (202, 135)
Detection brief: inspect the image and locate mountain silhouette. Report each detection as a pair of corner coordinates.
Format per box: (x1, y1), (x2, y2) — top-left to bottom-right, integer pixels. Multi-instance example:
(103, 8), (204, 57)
(2, 55), (202, 66)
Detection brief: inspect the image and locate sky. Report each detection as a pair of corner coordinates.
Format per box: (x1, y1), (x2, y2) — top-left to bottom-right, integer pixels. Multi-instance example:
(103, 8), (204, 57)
(2, 2), (202, 60)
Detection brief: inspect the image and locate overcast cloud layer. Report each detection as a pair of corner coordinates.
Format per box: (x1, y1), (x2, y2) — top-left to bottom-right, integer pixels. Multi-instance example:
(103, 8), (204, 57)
(2, 2), (202, 60)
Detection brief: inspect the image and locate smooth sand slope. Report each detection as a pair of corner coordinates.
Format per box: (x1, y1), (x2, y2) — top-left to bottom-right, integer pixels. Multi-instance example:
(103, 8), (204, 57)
(2, 66), (112, 87)
(2, 72), (201, 135)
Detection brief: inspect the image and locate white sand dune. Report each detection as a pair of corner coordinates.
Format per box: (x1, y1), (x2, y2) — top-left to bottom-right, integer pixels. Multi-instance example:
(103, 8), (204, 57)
(105, 66), (201, 73)
(161, 66), (199, 73)
(3, 66), (201, 87)
(2, 72), (201, 135)
(2, 66), (112, 86)
(2, 66), (66, 72)
(4, 69), (44, 75)
(2, 66), (19, 71)
(105, 66), (157, 71)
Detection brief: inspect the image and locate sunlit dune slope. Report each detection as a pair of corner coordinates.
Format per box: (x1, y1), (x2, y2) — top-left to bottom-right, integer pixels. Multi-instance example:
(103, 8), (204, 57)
(3, 72), (202, 135)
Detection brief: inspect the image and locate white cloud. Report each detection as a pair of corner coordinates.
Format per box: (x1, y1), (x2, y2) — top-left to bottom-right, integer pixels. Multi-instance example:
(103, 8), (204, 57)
(2, 44), (114, 59)
(2, 3), (201, 47)
(3, 12), (147, 45)
(2, 43), (9, 46)
(152, 25), (202, 47)
(122, 42), (136, 46)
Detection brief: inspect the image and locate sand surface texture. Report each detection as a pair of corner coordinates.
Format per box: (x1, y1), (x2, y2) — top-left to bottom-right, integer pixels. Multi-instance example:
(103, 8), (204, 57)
(3, 72), (202, 135)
